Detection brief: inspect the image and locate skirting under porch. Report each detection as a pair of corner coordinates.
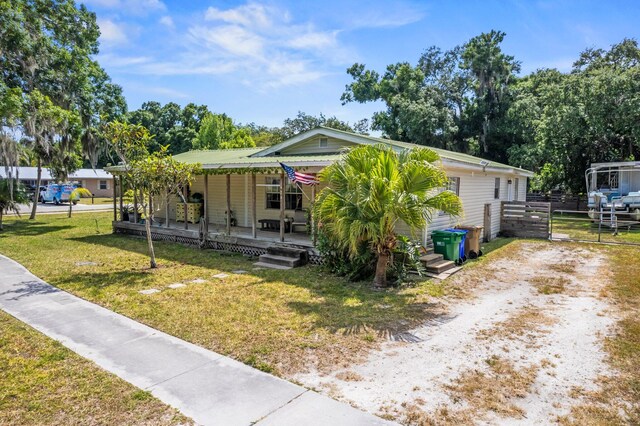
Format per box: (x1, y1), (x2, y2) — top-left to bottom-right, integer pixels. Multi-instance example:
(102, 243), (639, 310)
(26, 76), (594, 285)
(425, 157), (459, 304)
(112, 220), (323, 265)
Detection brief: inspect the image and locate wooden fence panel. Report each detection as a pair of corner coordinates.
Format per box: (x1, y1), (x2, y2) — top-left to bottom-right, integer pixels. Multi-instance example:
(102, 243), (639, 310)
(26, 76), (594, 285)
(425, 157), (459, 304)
(500, 201), (550, 239)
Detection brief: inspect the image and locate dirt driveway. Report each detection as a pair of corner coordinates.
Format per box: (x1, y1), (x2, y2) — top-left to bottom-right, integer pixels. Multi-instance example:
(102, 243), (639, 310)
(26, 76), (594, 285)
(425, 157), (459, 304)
(295, 241), (617, 425)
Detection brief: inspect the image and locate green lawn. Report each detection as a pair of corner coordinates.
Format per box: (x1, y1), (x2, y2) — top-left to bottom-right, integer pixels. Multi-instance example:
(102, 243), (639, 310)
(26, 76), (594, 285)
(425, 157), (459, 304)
(0, 212), (456, 376)
(0, 311), (190, 425)
(552, 212), (640, 245)
(77, 196), (115, 205)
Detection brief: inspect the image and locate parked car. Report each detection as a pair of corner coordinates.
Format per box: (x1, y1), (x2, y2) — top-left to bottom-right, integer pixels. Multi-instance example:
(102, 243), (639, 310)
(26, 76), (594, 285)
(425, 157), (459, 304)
(40, 184), (79, 205)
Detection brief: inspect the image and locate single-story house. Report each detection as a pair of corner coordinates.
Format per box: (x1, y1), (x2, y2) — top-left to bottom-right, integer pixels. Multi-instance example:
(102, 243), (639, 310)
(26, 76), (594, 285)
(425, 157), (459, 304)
(0, 166), (114, 197)
(108, 127), (533, 266)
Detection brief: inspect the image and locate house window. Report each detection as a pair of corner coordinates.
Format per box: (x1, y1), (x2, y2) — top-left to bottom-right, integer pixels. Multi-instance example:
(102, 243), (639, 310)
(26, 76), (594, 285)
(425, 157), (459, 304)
(99, 180), (108, 190)
(514, 178), (519, 201)
(448, 177), (460, 196)
(319, 137), (328, 148)
(494, 178), (501, 199)
(265, 177), (303, 210)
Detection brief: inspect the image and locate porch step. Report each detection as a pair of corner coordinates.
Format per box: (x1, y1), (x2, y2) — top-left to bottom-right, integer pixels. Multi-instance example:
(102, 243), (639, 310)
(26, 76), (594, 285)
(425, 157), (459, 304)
(424, 247), (434, 255)
(258, 254), (304, 268)
(253, 262), (292, 270)
(426, 259), (456, 274)
(267, 246), (308, 260)
(420, 253), (443, 264)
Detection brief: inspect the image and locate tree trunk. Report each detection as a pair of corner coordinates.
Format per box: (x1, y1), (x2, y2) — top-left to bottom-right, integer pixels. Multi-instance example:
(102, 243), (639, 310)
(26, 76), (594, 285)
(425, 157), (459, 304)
(482, 116), (489, 154)
(68, 202), (72, 218)
(145, 209), (157, 268)
(29, 159), (42, 220)
(165, 192), (170, 227)
(0, 211), (3, 231)
(373, 252), (389, 288)
(142, 193), (157, 269)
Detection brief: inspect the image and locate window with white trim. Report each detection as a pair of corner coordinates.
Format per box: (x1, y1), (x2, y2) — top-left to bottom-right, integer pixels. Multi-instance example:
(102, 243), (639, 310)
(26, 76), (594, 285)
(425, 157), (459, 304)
(265, 177), (303, 210)
(99, 180), (108, 190)
(494, 178), (501, 199)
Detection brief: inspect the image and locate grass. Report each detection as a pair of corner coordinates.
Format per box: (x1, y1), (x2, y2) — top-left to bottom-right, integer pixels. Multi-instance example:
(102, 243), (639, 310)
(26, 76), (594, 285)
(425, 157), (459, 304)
(445, 356), (539, 419)
(552, 213), (640, 245)
(0, 212), (447, 376)
(530, 276), (570, 295)
(0, 311), (190, 425)
(558, 244), (640, 425)
(77, 197), (115, 205)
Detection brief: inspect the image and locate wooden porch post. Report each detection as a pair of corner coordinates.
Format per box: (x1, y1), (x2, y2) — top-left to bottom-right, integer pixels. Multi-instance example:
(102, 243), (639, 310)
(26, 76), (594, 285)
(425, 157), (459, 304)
(226, 174), (231, 235)
(279, 171), (285, 242)
(311, 181), (317, 246)
(251, 173), (257, 238)
(118, 176), (123, 221)
(165, 191), (169, 227)
(112, 176), (117, 221)
(203, 174), (209, 234)
(183, 186), (188, 230)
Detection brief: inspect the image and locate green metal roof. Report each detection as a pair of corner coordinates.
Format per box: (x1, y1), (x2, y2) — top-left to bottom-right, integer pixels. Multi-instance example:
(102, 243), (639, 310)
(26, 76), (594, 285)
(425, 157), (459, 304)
(106, 127), (533, 176)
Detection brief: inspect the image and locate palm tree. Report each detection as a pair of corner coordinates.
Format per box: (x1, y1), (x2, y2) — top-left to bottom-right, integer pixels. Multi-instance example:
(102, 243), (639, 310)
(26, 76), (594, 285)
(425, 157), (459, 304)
(0, 178), (30, 231)
(67, 187), (93, 218)
(314, 144), (462, 288)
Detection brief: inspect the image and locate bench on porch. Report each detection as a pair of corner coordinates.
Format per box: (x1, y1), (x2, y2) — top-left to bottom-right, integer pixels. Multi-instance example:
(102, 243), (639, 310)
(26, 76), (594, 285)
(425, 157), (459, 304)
(258, 219), (291, 233)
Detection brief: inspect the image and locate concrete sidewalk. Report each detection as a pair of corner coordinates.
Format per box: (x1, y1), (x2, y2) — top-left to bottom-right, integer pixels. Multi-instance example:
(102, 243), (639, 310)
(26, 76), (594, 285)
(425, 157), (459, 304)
(0, 255), (394, 426)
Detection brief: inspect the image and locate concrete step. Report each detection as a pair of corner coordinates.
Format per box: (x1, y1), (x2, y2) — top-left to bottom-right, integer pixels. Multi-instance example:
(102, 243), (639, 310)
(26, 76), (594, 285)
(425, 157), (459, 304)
(253, 262), (292, 270)
(258, 254), (303, 268)
(425, 259), (456, 274)
(420, 253), (443, 264)
(267, 246), (308, 261)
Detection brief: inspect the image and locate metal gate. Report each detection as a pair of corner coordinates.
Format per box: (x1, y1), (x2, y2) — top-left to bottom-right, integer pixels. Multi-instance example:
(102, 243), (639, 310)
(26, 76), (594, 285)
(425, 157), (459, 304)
(550, 209), (640, 246)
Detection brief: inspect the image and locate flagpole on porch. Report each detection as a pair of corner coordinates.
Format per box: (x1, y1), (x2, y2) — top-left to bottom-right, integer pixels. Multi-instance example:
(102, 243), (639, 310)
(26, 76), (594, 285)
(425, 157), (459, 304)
(251, 173), (257, 239)
(226, 174), (231, 236)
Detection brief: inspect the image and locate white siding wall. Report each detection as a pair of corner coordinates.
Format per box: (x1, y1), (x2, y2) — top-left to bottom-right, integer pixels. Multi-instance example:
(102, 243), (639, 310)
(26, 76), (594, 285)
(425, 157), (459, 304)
(152, 168), (529, 243)
(422, 168), (529, 243)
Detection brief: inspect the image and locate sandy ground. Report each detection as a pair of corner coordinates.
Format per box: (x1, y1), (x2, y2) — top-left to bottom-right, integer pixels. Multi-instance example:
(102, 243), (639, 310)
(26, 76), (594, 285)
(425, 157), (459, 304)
(295, 242), (616, 425)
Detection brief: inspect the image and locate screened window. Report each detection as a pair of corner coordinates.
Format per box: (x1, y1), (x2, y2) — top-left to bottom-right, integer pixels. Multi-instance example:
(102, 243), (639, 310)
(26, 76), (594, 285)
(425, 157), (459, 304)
(99, 180), (108, 190)
(448, 177), (460, 196)
(494, 178), (501, 199)
(265, 177), (303, 210)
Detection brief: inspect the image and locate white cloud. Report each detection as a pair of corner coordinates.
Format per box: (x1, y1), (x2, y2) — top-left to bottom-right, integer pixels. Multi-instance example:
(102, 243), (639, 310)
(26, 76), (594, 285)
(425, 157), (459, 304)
(205, 3), (280, 29)
(100, 2), (353, 89)
(99, 54), (152, 67)
(159, 15), (174, 29)
(97, 19), (128, 46)
(189, 25), (265, 58)
(287, 31), (338, 50)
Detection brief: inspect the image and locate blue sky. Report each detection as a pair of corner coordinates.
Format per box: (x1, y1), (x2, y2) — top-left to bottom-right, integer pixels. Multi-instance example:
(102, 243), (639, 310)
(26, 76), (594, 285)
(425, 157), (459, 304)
(86, 0), (640, 128)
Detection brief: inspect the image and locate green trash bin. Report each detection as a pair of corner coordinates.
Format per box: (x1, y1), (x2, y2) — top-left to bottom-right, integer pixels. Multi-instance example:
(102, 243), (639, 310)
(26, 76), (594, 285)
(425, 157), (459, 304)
(431, 230), (464, 262)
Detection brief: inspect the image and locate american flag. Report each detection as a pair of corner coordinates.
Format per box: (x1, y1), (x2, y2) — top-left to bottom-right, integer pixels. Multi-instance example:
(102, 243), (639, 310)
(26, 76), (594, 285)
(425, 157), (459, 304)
(279, 163), (318, 185)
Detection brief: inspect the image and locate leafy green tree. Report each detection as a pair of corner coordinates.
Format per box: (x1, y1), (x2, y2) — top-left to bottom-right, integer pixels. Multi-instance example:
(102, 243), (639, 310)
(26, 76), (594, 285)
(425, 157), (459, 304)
(0, 178), (29, 230)
(1, 0), (125, 218)
(66, 186), (92, 218)
(461, 30), (520, 156)
(314, 144), (461, 288)
(194, 113), (255, 149)
(129, 148), (201, 268)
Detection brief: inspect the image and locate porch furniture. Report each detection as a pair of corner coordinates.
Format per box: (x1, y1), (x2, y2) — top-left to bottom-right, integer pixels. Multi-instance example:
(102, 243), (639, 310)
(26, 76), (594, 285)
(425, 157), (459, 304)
(259, 218), (290, 232)
(290, 210), (308, 234)
(176, 202), (202, 224)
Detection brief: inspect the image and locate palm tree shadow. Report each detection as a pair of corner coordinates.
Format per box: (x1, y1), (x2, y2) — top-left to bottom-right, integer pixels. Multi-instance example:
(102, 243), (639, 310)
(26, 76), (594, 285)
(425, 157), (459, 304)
(68, 233), (449, 341)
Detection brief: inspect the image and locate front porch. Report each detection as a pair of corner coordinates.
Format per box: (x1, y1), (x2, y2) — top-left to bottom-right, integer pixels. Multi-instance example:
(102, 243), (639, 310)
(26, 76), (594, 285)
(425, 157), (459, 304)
(112, 219), (321, 264)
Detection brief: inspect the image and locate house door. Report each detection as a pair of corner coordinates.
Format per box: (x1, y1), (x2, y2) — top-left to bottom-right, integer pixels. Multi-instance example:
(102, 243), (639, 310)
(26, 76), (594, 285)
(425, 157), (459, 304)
(483, 203), (492, 242)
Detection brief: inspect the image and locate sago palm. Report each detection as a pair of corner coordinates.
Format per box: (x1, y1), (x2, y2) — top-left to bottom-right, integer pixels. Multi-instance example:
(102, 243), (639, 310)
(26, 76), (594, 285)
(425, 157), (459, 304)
(314, 144), (462, 288)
